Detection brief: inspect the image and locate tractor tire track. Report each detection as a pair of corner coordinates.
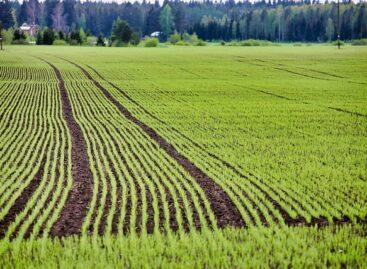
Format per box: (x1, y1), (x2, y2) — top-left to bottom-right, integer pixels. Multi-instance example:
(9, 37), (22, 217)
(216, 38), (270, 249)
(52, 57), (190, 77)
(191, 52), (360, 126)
(84, 65), (367, 227)
(64, 60), (245, 229)
(38, 58), (93, 237)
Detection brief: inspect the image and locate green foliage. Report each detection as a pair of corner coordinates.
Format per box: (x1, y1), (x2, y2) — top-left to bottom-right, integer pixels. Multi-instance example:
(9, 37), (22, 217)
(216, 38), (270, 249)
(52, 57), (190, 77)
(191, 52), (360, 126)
(3, 28), (14, 44)
(96, 35), (105, 46)
(52, 39), (68, 46)
(69, 30), (82, 45)
(196, 39), (206, 46)
(242, 39), (274, 46)
(325, 18), (334, 41)
(159, 4), (175, 40)
(351, 39), (367, 46)
(43, 28), (56, 45)
(169, 32), (181, 44)
(111, 17), (132, 45)
(332, 40), (345, 46)
(175, 40), (189, 46)
(86, 36), (96, 46)
(144, 37), (158, 47)
(130, 32), (141, 46)
(79, 28), (87, 45)
(0, 45), (366, 268)
(12, 29), (26, 44)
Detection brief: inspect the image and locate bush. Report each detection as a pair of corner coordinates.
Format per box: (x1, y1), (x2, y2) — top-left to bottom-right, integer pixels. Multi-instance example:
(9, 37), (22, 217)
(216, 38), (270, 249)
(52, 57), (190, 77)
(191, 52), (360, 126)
(43, 28), (55, 45)
(220, 41), (226, 46)
(86, 36), (96, 46)
(351, 39), (367, 46)
(175, 40), (189, 46)
(69, 30), (82, 45)
(242, 39), (261, 46)
(11, 39), (29, 45)
(112, 40), (128, 47)
(293, 43), (302, 46)
(332, 40), (345, 46)
(169, 33), (181, 44)
(130, 32), (140, 46)
(241, 39), (274, 46)
(144, 37), (158, 47)
(227, 40), (241, 46)
(3, 28), (14, 45)
(96, 35), (105, 46)
(196, 39), (206, 46)
(53, 39), (68, 46)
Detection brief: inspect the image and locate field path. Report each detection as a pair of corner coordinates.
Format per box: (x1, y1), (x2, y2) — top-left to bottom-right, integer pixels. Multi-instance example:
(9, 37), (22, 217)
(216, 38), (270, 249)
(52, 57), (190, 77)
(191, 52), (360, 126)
(39, 59), (93, 237)
(63, 59), (245, 228)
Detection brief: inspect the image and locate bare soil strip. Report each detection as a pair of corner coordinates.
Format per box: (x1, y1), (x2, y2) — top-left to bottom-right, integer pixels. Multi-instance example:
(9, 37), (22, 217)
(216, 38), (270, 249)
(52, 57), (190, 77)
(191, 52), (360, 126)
(88, 66), (367, 227)
(39, 59), (93, 237)
(64, 60), (245, 229)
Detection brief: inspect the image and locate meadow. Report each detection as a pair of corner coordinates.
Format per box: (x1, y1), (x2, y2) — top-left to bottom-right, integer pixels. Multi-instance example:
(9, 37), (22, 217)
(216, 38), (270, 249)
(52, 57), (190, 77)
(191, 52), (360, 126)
(0, 45), (366, 267)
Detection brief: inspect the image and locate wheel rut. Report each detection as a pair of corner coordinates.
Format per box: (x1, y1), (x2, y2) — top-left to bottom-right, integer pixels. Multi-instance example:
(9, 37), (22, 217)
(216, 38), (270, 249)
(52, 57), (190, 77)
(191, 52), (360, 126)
(38, 58), (93, 237)
(84, 63), (367, 228)
(62, 59), (245, 229)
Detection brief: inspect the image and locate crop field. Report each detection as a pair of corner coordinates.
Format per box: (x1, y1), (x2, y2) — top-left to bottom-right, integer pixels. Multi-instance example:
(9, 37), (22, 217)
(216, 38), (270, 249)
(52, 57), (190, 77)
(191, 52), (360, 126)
(0, 45), (366, 267)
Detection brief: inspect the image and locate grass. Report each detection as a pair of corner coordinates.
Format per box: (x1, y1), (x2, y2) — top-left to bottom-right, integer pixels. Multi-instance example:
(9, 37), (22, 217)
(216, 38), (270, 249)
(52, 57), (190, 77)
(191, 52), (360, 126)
(0, 45), (366, 267)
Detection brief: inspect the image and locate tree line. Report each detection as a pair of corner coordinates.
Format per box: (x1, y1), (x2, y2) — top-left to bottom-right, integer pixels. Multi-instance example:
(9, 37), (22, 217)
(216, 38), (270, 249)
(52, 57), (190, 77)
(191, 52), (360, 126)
(0, 0), (366, 42)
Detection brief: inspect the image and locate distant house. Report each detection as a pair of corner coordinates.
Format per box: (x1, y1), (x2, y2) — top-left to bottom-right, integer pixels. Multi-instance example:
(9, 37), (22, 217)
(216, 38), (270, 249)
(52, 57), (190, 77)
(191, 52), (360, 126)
(150, 31), (161, 38)
(20, 23), (39, 37)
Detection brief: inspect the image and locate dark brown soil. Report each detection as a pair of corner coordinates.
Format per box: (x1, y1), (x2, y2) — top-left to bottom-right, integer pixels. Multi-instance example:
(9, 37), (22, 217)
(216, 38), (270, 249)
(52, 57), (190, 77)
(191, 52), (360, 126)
(39, 59), (93, 237)
(65, 60), (245, 228)
(86, 65), (367, 228)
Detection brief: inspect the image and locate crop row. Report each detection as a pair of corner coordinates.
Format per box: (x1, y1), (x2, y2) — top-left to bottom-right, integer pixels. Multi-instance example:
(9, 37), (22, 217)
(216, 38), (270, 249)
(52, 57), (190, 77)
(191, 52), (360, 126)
(0, 61), (72, 240)
(57, 61), (219, 236)
(83, 62), (367, 224)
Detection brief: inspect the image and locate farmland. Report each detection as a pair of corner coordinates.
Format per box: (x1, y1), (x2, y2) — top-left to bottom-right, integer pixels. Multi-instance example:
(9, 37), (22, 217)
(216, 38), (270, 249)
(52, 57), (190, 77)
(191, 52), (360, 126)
(0, 45), (366, 267)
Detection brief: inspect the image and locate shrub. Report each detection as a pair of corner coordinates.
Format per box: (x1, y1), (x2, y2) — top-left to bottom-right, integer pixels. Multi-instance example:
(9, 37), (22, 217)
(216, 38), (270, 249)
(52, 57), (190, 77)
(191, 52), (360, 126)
(96, 35), (105, 46)
(351, 39), (367, 46)
(144, 37), (158, 47)
(43, 28), (55, 45)
(189, 33), (199, 44)
(293, 43), (302, 46)
(332, 40), (345, 46)
(112, 40), (128, 47)
(53, 39), (68, 46)
(241, 39), (274, 46)
(11, 39), (29, 45)
(111, 17), (132, 44)
(86, 36), (96, 46)
(242, 39), (261, 46)
(175, 40), (189, 46)
(169, 33), (181, 44)
(3, 28), (14, 45)
(130, 32), (141, 46)
(220, 41), (226, 46)
(196, 39), (206, 46)
(69, 30), (82, 45)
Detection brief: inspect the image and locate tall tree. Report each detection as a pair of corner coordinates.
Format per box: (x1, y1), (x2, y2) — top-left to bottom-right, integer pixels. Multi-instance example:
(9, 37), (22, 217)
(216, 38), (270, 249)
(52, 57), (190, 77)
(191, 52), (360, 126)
(18, 0), (28, 25)
(159, 4), (175, 40)
(111, 17), (133, 44)
(0, 0), (13, 28)
(52, 2), (66, 31)
(325, 17), (334, 41)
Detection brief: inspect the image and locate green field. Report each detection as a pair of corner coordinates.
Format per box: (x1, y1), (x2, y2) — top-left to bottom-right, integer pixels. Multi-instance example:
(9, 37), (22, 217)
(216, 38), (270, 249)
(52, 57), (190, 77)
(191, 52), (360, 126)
(0, 45), (366, 268)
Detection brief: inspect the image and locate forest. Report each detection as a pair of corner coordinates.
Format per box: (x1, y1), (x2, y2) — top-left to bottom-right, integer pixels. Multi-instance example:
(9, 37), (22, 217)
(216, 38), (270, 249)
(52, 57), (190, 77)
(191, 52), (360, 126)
(0, 0), (366, 42)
